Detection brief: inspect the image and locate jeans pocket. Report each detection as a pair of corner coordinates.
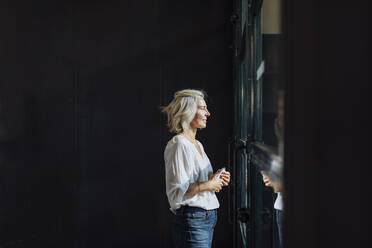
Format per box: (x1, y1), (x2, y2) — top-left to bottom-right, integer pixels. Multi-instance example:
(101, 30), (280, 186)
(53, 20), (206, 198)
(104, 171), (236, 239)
(184, 210), (207, 221)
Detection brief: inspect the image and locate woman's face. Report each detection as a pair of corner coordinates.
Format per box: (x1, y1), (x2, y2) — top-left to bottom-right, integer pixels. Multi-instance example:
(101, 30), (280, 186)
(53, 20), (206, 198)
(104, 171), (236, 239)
(190, 98), (210, 129)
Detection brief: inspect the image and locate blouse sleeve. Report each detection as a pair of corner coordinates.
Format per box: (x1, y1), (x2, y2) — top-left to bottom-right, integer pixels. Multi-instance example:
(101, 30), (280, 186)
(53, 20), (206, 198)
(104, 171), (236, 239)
(164, 142), (193, 209)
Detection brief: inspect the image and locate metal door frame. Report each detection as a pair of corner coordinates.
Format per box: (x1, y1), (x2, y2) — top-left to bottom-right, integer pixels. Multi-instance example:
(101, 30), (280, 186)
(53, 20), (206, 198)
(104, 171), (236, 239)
(229, 1), (272, 248)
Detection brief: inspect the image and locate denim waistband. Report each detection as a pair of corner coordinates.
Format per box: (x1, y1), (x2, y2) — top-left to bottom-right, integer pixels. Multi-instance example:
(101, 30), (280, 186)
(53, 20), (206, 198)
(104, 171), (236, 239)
(176, 205), (217, 215)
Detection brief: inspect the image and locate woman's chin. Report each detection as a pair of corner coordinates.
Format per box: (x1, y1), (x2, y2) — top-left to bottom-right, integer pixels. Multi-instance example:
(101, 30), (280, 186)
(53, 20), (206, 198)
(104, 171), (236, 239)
(194, 123), (207, 129)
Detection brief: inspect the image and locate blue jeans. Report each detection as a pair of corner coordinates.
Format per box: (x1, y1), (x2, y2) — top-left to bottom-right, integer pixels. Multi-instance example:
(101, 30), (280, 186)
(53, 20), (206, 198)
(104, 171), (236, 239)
(276, 209), (283, 248)
(172, 206), (217, 248)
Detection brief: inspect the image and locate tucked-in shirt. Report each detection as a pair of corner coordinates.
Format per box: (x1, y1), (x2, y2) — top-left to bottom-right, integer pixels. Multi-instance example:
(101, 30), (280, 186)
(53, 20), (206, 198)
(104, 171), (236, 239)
(164, 135), (220, 214)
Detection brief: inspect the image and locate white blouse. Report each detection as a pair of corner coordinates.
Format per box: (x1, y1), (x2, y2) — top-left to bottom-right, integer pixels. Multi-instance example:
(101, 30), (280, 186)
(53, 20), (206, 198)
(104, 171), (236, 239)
(164, 135), (220, 213)
(274, 192), (283, 211)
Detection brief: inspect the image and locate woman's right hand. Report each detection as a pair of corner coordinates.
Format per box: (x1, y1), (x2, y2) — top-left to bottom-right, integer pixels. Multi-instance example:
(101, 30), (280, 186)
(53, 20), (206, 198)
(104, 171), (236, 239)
(261, 171), (282, 193)
(207, 170), (224, 192)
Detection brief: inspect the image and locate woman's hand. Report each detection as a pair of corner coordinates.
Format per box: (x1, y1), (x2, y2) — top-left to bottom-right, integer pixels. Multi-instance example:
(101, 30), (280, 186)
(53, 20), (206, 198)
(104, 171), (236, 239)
(220, 171), (230, 186)
(262, 173), (273, 187)
(261, 171), (282, 193)
(207, 170), (224, 192)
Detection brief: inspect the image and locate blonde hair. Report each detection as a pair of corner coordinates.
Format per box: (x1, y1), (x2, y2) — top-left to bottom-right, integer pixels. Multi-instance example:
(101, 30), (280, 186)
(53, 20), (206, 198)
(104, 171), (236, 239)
(161, 89), (205, 133)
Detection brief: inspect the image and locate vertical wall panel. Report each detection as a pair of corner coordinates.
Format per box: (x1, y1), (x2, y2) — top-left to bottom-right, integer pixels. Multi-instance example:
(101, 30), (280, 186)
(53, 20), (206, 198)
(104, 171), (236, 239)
(1, 1), (233, 247)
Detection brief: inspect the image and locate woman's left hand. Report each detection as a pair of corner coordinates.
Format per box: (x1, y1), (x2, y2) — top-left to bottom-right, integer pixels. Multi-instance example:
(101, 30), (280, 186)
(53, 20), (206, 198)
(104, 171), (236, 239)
(220, 171), (230, 186)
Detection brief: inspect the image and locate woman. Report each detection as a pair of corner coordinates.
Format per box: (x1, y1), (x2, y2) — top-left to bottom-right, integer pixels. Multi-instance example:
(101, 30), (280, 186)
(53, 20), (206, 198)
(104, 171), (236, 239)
(161, 89), (230, 248)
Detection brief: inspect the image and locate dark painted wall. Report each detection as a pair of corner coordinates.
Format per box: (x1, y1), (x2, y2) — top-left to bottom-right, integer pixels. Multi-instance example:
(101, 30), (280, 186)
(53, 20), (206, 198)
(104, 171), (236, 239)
(0, 1), (233, 247)
(283, 0), (370, 248)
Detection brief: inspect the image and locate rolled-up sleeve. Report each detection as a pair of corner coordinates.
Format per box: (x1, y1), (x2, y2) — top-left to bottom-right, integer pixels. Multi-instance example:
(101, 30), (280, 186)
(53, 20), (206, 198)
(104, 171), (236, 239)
(164, 142), (193, 211)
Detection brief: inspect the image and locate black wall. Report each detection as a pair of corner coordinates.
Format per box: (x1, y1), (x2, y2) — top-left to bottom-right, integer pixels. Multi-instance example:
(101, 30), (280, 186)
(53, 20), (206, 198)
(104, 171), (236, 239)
(0, 1), (233, 247)
(283, 0), (370, 248)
